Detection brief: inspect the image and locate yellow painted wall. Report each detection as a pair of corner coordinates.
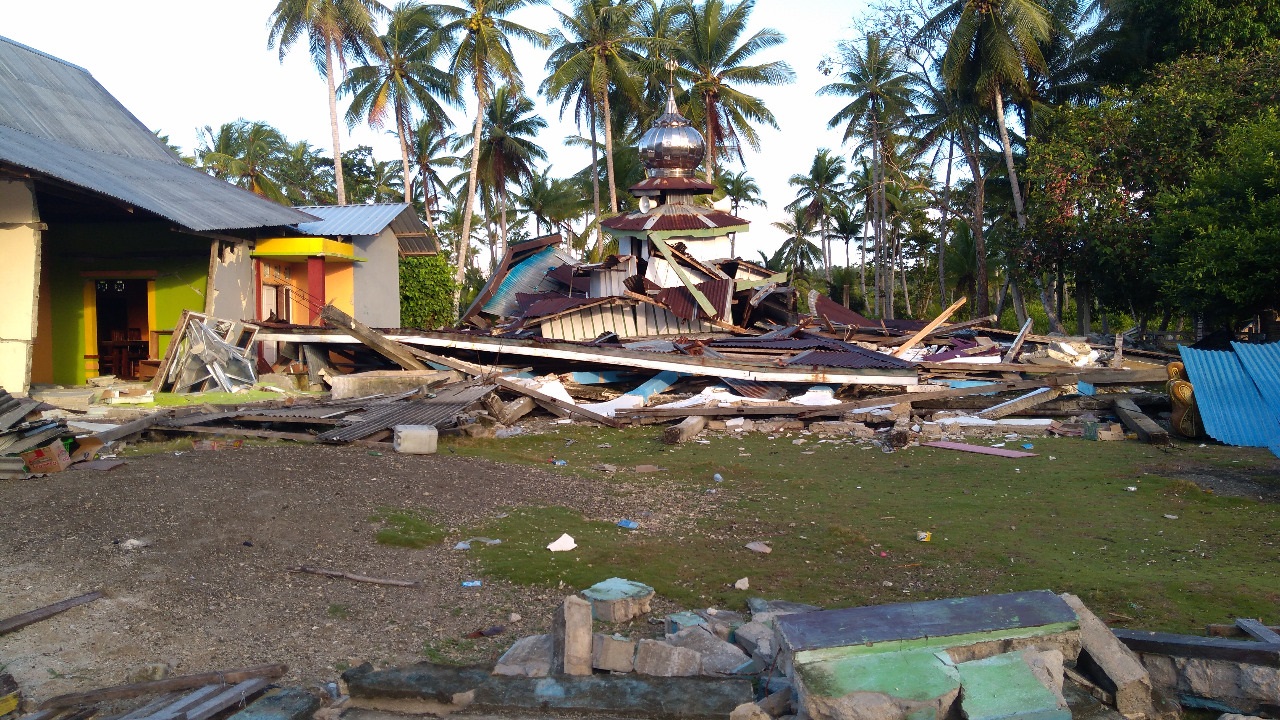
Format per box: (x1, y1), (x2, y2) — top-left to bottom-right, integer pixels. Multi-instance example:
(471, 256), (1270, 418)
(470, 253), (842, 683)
(0, 180), (41, 393)
(325, 262), (355, 315)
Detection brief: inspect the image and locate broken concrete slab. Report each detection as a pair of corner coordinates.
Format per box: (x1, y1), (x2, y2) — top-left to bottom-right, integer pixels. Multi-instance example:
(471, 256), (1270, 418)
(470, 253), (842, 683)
(493, 634), (553, 677)
(793, 648), (962, 720)
(666, 626), (751, 675)
(593, 633), (637, 673)
(729, 701), (771, 720)
(667, 610), (708, 634)
(757, 687), (793, 717)
(553, 595), (594, 676)
(733, 621), (776, 662)
(634, 639), (702, 677)
(581, 577), (655, 623)
(343, 661), (752, 718)
(1060, 593), (1156, 719)
(954, 650), (1070, 720)
(328, 370), (459, 400)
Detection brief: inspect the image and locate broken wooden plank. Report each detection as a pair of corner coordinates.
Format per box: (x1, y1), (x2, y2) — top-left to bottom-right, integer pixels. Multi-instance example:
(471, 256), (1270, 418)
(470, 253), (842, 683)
(289, 566), (420, 588)
(1207, 622), (1280, 639)
(1236, 618), (1280, 644)
(1111, 629), (1280, 666)
(92, 413), (165, 444)
(1113, 398), (1170, 444)
(181, 678), (270, 720)
(39, 665), (288, 710)
(920, 441), (1038, 459)
(797, 381), (1047, 418)
(492, 377), (622, 428)
(404, 346), (488, 378)
(161, 426), (317, 442)
(1002, 317), (1034, 363)
(879, 314), (998, 348)
(0, 590), (103, 637)
(319, 304), (427, 372)
(977, 386), (1066, 420)
(1062, 665), (1115, 707)
(892, 297), (967, 359)
(662, 416), (708, 445)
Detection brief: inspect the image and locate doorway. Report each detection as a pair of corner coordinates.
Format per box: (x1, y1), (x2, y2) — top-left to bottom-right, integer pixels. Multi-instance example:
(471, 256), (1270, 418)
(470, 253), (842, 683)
(95, 279), (149, 379)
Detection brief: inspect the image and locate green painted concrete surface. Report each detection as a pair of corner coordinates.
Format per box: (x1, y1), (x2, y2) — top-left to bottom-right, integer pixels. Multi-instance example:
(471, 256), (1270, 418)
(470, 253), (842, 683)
(955, 652), (1070, 720)
(797, 649), (960, 704)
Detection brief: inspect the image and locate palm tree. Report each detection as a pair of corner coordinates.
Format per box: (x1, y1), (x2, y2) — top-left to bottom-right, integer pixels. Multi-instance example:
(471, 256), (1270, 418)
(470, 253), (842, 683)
(672, 0), (795, 183)
(786, 149), (847, 280)
(432, 0), (549, 306)
(918, 0), (1054, 233)
(719, 169), (763, 257)
(456, 85), (548, 259)
(819, 33), (913, 307)
(277, 139), (336, 204)
(410, 118), (455, 228)
(829, 201), (862, 270)
(543, 0), (654, 216)
(197, 120), (290, 204)
(268, 0), (386, 205)
(341, 1), (459, 208)
(770, 208), (823, 277)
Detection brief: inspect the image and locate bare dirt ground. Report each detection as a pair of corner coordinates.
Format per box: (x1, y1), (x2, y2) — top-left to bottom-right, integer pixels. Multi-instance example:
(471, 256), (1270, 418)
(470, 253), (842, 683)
(0, 443), (690, 704)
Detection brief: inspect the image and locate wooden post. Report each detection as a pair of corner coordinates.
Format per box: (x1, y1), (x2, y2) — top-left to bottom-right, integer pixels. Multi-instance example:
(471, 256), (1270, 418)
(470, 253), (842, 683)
(893, 297), (967, 359)
(662, 415), (708, 444)
(319, 304), (427, 372)
(1002, 317), (1034, 363)
(0, 590), (103, 636)
(1113, 398), (1170, 444)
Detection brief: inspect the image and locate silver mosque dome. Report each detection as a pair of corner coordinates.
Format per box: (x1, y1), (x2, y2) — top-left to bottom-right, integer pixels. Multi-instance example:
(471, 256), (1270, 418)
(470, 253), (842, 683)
(638, 89), (706, 178)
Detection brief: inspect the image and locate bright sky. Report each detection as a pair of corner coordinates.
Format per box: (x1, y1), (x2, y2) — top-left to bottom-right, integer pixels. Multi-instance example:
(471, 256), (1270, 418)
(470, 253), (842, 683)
(5, 0), (871, 260)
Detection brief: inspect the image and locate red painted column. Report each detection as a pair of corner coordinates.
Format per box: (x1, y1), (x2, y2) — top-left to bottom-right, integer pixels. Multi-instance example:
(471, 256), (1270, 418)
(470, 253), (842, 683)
(307, 256), (325, 323)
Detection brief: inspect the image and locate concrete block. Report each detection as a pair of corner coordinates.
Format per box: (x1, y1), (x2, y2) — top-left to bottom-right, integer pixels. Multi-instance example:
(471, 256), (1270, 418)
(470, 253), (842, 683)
(329, 370), (458, 400)
(581, 577), (655, 623)
(1239, 663), (1280, 699)
(666, 626), (751, 675)
(757, 687), (793, 717)
(729, 702), (771, 720)
(733, 621), (776, 661)
(634, 639), (702, 677)
(592, 634), (636, 673)
(697, 608), (746, 642)
(493, 634), (553, 677)
(667, 610), (708, 634)
(793, 649), (961, 720)
(1139, 653), (1177, 690)
(955, 650), (1070, 720)
(392, 425), (438, 454)
(1060, 593), (1155, 718)
(553, 595), (594, 676)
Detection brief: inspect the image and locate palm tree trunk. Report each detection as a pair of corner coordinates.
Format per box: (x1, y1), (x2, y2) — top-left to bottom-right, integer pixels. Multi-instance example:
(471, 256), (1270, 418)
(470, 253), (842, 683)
(963, 129), (989, 316)
(418, 156), (436, 232)
(499, 186), (509, 264)
(324, 36), (347, 205)
(601, 91), (619, 213)
(453, 87), (485, 310)
(859, 217), (867, 301)
(396, 113), (413, 204)
(821, 215), (831, 281)
(588, 103), (603, 261)
(993, 91), (1026, 229)
(938, 136), (955, 307)
(703, 94), (717, 184)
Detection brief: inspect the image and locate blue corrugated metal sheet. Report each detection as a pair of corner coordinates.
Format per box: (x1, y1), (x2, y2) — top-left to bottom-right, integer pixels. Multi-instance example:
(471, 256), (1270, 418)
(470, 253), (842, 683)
(1180, 343), (1280, 455)
(482, 246), (577, 318)
(1233, 341), (1280, 413)
(0, 37), (313, 232)
(294, 204), (411, 236)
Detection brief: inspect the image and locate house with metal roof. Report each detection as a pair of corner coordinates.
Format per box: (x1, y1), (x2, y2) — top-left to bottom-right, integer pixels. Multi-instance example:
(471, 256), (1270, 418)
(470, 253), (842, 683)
(253, 203), (435, 344)
(0, 34), (317, 391)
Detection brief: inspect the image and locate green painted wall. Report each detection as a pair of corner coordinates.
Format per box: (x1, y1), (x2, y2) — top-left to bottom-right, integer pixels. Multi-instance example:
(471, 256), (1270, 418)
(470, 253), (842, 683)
(45, 222), (210, 385)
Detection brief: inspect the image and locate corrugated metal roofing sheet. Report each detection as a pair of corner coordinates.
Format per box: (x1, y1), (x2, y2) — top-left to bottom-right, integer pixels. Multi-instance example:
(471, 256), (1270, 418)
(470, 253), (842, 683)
(655, 277), (734, 321)
(0, 37), (313, 232)
(482, 246), (577, 318)
(293, 203), (437, 255)
(1233, 341), (1280, 412)
(1180, 343), (1280, 453)
(814, 294), (875, 326)
(518, 294), (601, 319)
(785, 348), (915, 370)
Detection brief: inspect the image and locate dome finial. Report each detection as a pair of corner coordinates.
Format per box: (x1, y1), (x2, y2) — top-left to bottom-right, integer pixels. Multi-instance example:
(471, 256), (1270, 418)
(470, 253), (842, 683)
(638, 79), (706, 179)
(665, 87), (679, 116)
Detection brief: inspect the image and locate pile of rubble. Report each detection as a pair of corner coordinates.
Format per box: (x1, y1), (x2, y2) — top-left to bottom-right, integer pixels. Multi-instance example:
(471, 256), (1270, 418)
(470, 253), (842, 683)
(335, 582), (1280, 720)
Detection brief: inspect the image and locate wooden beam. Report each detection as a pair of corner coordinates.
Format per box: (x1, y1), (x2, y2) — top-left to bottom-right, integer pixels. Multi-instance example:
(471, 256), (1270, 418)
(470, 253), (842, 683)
(1113, 398), (1170, 444)
(1111, 629), (1280, 666)
(91, 413), (165, 444)
(0, 591), (103, 637)
(650, 237), (718, 318)
(798, 381), (1047, 418)
(1002, 317), (1034, 363)
(662, 416), (708, 444)
(404, 346), (488, 377)
(319, 304), (427, 372)
(161, 426), (317, 442)
(892, 297), (967, 359)
(879, 314), (998, 347)
(1207, 622), (1280, 638)
(289, 566), (420, 588)
(493, 377), (622, 428)
(1236, 618), (1280, 643)
(977, 386), (1066, 420)
(39, 664), (288, 710)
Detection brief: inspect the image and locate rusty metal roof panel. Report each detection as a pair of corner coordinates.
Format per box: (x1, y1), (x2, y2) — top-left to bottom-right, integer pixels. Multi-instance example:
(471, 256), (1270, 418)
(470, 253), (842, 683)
(786, 348), (915, 370)
(601, 203), (748, 233)
(519, 294), (603, 319)
(1179, 344), (1280, 452)
(628, 176), (716, 194)
(482, 246), (577, 318)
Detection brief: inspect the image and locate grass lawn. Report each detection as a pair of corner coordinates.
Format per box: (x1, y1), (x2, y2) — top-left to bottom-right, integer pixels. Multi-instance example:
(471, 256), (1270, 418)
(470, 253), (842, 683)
(451, 426), (1279, 633)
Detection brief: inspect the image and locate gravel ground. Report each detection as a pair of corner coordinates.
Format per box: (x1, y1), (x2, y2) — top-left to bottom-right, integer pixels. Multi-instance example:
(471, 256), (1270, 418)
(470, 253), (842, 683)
(0, 443), (684, 704)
